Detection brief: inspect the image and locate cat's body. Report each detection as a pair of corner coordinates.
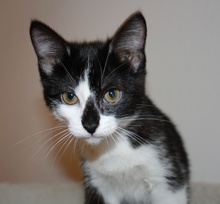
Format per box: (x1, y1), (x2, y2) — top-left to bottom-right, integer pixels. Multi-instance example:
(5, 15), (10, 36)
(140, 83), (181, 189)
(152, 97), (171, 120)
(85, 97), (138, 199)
(30, 12), (190, 204)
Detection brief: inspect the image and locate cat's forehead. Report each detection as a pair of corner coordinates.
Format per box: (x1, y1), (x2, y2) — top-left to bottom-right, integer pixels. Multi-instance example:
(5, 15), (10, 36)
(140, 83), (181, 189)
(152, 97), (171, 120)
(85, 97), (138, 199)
(68, 43), (101, 73)
(78, 44), (99, 59)
(71, 41), (108, 61)
(68, 43), (111, 88)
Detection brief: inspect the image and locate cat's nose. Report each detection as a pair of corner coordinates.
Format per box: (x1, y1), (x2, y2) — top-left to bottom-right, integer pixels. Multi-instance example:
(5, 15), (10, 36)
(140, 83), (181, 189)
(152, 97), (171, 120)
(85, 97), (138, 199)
(81, 98), (100, 135)
(82, 121), (98, 135)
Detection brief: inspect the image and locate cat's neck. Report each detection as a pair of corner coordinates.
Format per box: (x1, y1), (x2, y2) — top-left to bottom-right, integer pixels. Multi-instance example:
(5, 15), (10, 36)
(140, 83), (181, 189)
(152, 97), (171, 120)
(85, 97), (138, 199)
(78, 136), (117, 161)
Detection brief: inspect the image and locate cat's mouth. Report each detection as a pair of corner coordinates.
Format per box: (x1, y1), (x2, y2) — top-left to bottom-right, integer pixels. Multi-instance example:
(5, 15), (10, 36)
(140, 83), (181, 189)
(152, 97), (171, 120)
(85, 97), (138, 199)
(83, 135), (104, 145)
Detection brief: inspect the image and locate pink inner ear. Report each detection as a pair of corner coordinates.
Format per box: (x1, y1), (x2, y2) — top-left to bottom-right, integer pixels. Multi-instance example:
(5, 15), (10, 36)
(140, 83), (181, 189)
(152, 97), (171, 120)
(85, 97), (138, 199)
(111, 13), (146, 52)
(130, 52), (144, 71)
(110, 13), (146, 72)
(30, 21), (68, 60)
(117, 50), (144, 72)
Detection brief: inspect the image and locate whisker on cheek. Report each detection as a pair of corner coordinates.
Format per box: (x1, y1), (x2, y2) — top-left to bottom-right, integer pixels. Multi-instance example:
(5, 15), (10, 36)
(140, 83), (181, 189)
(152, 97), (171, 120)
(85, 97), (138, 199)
(13, 125), (66, 148)
(44, 131), (70, 162)
(53, 134), (74, 165)
(28, 128), (69, 162)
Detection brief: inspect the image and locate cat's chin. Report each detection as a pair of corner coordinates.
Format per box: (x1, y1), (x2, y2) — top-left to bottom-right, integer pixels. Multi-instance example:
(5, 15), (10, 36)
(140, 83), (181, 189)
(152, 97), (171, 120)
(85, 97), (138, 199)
(82, 136), (104, 145)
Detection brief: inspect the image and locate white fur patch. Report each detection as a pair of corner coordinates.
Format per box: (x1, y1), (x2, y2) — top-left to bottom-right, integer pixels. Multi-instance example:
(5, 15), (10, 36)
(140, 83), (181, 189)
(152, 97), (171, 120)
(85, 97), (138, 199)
(40, 60), (55, 75)
(74, 73), (91, 110)
(151, 185), (188, 204)
(84, 136), (187, 204)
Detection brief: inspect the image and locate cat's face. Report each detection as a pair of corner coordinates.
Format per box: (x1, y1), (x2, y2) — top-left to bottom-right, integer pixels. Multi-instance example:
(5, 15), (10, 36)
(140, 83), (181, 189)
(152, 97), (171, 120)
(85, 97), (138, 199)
(30, 13), (147, 145)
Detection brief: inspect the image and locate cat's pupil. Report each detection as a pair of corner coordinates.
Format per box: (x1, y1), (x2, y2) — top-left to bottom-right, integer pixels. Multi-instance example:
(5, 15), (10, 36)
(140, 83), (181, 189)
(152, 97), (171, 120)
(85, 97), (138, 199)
(108, 90), (115, 98)
(67, 93), (74, 100)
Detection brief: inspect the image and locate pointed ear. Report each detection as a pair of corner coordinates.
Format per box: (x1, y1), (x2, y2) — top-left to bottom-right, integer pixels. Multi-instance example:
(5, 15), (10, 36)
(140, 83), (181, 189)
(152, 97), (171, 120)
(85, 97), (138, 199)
(30, 21), (68, 75)
(112, 12), (147, 71)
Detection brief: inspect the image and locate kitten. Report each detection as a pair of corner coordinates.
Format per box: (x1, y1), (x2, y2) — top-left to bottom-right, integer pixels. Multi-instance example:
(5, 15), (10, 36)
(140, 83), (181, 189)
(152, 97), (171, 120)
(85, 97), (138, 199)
(30, 12), (190, 204)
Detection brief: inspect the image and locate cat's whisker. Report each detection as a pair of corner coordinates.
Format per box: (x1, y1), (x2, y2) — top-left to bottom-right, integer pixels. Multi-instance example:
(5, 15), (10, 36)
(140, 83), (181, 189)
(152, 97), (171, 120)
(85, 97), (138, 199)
(72, 137), (79, 157)
(26, 127), (67, 152)
(79, 140), (86, 156)
(104, 136), (111, 149)
(105, 62), (127, 79)
(136, 103), (155, 108)
(136, 118), (170, 123)
(58, 60), (75, 85)
(117, 126), (151, 146)
(55, 134), (74, 164)
(94, 52), (103, 86)
(109, 133), (118, 147)
(114, 130), (127, 144)
(44, 131), (71, 162)
(118, 114), (171, 124)
(13, 126), (67, 166)
(117, 127), (141, 145)
(28, 128), (69, 161)
(101, 43), (111, 86)
(13, 125), (66, 147)
(121, 126), (162, 152)
(70, 139), (76, 165)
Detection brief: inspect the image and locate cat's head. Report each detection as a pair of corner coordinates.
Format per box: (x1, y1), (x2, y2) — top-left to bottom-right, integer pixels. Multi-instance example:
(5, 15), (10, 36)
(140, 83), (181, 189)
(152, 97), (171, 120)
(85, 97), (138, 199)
(30, 12), (147, 145)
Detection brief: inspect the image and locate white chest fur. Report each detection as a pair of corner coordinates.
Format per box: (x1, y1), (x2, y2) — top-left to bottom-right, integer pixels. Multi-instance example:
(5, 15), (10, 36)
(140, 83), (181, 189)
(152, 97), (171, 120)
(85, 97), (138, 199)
(84, 137), (168, 204)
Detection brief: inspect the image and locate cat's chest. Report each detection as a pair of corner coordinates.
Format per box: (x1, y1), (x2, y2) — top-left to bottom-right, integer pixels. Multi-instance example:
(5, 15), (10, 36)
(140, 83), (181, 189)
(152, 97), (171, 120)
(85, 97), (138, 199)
(84, 138), (166, 204)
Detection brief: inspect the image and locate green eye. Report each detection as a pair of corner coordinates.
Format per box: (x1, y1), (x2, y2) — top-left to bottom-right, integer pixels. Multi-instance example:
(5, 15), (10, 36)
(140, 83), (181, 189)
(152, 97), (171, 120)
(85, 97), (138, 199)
(62, 92), (78, 105)
(103, 89), (121, 103)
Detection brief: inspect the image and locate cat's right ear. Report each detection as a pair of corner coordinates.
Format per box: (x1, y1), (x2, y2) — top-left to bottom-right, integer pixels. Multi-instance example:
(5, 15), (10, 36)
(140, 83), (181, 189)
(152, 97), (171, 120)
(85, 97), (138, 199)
(30, 21), (68, 75)
(111, 12), (147, 72)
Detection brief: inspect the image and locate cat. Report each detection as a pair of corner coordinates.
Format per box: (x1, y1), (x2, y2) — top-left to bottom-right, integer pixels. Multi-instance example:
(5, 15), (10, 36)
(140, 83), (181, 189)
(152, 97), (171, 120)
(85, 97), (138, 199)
(30, 12), (190, 204)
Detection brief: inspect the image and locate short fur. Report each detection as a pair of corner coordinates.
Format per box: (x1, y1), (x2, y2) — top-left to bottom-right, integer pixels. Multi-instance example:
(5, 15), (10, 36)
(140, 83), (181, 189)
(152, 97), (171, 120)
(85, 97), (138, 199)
(30, 12), (190, 204)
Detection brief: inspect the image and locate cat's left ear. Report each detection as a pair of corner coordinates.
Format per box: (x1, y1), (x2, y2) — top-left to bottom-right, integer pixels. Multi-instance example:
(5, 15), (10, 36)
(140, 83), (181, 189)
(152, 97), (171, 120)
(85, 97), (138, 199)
(111, 12), (147, 71)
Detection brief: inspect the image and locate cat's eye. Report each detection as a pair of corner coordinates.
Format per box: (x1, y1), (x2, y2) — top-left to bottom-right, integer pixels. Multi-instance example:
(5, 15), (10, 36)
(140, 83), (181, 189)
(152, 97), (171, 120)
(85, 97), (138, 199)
(62, 92), (78, 105)
(103, 89), (121, 104)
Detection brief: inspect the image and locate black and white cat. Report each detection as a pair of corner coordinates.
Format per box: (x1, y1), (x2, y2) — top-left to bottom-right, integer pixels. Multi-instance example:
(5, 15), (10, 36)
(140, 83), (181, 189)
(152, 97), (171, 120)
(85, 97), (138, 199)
(30, 12), (190, 204)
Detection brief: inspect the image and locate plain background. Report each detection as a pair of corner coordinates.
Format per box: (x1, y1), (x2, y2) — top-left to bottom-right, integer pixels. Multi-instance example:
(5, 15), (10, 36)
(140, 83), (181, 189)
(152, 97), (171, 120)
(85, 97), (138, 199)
(0, 0), (220, 184)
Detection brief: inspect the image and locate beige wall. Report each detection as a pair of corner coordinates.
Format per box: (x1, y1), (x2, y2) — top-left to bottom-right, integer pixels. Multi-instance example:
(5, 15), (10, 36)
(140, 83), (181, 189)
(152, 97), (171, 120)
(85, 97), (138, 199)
(1, 0), (220, 184)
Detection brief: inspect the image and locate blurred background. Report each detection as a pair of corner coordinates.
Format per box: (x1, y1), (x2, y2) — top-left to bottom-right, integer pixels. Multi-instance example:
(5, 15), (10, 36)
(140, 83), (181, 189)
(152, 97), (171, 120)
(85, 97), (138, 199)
(0, 0), (220, 184)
